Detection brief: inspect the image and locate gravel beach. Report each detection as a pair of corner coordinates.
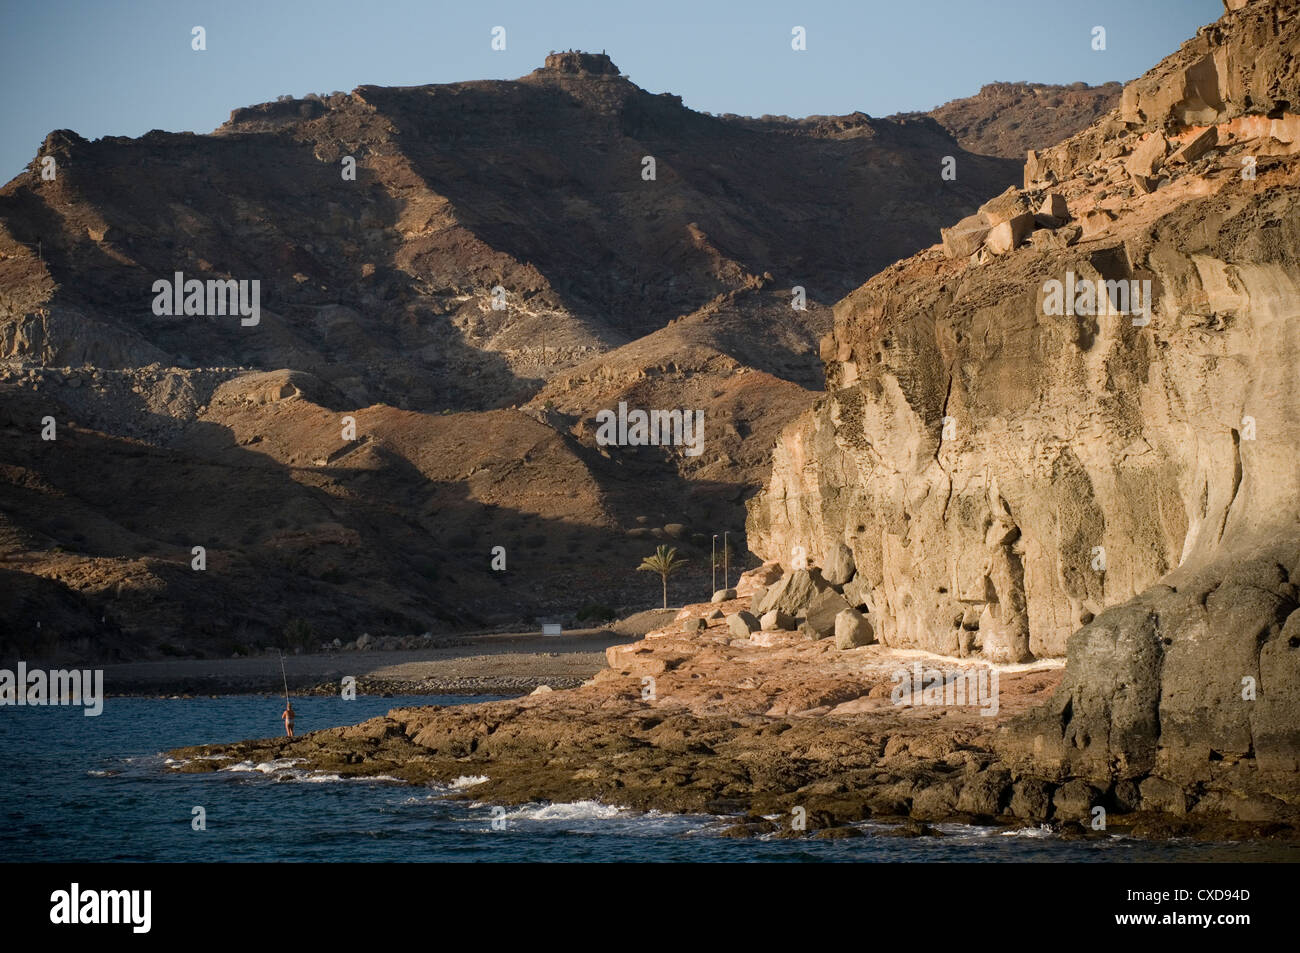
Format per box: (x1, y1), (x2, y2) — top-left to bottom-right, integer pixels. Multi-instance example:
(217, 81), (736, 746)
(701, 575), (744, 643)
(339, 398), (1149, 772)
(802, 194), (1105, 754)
(98, 629), (629, 696)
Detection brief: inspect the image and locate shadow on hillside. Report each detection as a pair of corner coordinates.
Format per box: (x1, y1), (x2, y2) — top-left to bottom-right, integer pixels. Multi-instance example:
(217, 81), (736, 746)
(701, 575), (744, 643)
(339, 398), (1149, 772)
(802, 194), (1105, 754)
(0, 134), (532, 414)
(0, 387), (755, 664)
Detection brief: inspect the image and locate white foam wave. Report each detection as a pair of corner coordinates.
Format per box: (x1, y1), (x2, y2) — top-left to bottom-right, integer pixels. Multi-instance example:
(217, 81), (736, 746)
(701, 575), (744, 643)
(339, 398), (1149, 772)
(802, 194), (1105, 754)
(450, 775), (488, 789)
(221, 757), (307, 774)
(518, 800), (625, 821)
(285, 772), (343, 783)
(214, 758), (404, 785)
(1000, 824), (1057, 839)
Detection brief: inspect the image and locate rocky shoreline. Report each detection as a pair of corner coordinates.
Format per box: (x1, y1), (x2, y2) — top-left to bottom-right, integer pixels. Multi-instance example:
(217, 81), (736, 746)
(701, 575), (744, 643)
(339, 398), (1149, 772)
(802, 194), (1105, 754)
(170, 571), (1300, 843)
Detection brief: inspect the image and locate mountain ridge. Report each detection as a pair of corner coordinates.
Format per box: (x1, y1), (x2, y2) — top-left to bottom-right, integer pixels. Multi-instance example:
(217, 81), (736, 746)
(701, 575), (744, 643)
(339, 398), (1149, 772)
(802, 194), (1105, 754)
(0, 54), (1112, 660)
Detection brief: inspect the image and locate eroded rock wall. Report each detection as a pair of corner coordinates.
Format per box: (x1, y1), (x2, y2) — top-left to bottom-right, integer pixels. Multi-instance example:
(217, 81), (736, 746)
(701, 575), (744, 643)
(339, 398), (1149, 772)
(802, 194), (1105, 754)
(748, 215), (1300, 662)
(748, 0), (1300, 805)
(748, 0), (1300, 665)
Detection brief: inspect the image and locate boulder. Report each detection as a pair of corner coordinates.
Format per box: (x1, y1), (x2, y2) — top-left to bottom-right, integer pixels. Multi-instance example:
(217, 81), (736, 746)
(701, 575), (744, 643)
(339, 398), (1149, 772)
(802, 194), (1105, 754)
(1080, 207), (1116, 238)
(1167, 125), (1218, 165)
(758, 568), (829, 618)
(760, 608), (796, 631)
(1023, 148), (1055, 189)
(1126, 131), (1168, 178)
(984, 212), (1035, 255)
(1034, 193), (1069, 227)
(803, 589), (851, 638)
(822, 541), (855, 587)
(1029, 224), (1081, 250)
(605, 643), (642, 669)
(711, 588), (737, 603)
(1112, 780), (1141, 814)
(726, 611), (759, 637)
(1052, 780), (1101, 821)
(749, 587), (768, 615)
(841, 575), (873, 610)
(1039, 192), (1068, 220)
(940, 213), (991, 259)
(741, 561), (783, 587)
(956, 769), (1010, 815)
(683, 616), (706, 634)
(978, 186), (1032, 226)
(705, 608), (724, 620)
(1257, 604), (1300, 772)
(1129, 171), (1160, 194)
(833, 607), (875, 649)
(1007, 778), (1054, 820)
(1138, 776), (1188, 815)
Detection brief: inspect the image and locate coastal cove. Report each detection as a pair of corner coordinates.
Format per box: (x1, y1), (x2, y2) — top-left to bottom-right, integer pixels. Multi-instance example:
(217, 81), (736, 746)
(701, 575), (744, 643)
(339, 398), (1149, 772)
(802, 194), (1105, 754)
(5, 694), (1297, 862)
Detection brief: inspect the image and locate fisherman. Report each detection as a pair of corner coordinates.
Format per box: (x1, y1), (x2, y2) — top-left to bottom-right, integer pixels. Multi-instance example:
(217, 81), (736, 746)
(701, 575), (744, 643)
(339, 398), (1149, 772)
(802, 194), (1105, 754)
(282, 701), (295, 738)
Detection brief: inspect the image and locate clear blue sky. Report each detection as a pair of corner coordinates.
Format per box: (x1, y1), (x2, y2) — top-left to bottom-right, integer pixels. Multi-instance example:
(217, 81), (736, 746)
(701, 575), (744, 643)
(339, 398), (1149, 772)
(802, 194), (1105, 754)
(0, 0), (1222, 183)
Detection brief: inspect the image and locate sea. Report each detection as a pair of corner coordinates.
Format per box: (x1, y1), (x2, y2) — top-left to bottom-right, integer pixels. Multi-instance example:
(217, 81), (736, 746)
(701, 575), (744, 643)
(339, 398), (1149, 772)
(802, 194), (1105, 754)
(2, 694), (1296, 863)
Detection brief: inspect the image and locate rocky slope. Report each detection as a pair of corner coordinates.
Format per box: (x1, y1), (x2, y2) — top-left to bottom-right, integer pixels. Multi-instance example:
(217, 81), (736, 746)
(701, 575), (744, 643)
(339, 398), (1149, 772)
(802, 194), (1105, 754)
(920, 81), (1123, 159)
(0, 51), (1114, 660)
(748, 0), (1300, 812)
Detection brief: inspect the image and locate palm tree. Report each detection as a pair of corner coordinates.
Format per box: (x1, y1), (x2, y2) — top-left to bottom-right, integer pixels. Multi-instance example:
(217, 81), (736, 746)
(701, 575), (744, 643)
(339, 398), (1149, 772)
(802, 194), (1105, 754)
(637, 545), (689, 609)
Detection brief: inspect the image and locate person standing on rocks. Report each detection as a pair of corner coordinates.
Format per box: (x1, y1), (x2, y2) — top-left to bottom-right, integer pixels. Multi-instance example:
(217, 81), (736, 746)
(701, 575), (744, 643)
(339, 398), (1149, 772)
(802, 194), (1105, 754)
(282, 701), (296, 738)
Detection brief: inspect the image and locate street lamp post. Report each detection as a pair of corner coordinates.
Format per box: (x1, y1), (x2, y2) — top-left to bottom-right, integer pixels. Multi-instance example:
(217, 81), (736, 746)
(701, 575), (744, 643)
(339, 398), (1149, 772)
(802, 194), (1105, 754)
(711, 534), (718, 595)
(723, 531), (730, 589)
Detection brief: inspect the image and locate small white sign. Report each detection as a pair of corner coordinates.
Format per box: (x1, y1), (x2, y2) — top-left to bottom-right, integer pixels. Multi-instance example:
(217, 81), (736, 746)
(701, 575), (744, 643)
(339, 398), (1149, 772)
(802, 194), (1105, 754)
(542, 623), (562, 636)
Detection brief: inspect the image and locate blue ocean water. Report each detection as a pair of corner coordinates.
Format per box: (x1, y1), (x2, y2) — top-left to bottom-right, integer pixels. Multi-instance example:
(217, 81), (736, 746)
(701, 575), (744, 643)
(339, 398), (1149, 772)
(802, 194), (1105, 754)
(1, 695), (1295, 862)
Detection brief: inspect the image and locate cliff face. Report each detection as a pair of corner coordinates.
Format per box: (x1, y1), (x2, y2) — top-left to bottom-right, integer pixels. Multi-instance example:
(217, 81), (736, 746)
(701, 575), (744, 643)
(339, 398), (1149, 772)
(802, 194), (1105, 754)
(748, 0), (1300, 802)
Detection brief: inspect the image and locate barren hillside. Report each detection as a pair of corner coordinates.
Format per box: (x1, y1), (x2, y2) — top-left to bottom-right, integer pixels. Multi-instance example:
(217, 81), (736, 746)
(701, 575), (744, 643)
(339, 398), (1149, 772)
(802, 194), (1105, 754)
(0, 52), (1107, 660)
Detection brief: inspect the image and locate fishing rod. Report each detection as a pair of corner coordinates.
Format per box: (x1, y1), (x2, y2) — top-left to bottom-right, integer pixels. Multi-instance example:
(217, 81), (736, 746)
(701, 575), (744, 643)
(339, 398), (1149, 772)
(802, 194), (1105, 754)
(278, 650), (290, 702)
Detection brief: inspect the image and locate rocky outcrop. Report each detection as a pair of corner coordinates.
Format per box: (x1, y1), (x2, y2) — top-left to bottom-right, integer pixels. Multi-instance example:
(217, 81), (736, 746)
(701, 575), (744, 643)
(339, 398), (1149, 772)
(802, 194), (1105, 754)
(998, 538), (1300, 800)
(748, 0), (1300, 803)
(542, 51), (620, 75)
(1026, 0), (1300, 189)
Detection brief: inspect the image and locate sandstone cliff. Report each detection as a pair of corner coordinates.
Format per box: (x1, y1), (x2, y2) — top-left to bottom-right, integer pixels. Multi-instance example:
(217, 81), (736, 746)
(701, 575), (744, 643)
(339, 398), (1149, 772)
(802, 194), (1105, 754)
(748, 0), (1300, 807)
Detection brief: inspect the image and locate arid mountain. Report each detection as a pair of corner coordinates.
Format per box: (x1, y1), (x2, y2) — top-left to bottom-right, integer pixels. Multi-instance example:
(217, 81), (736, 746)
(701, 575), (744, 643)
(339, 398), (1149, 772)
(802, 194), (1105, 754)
(0, 51), (1108, 661)
(748, 0), (1300, 810)
(920, 81), (1123, 159)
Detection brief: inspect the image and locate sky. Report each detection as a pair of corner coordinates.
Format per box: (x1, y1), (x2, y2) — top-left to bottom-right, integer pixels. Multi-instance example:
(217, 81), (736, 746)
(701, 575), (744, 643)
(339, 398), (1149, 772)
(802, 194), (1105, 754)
(0, 0), (1223, 183)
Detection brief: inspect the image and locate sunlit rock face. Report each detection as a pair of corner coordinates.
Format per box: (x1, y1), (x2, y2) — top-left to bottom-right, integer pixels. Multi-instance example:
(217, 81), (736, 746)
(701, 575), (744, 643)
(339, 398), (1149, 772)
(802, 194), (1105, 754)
(748, 0), (1300, 800)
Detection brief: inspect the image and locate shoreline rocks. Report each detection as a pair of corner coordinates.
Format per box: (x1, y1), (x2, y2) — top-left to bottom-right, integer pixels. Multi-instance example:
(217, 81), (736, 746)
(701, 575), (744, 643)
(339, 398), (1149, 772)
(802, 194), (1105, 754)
(172, 571), (1300, 841)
